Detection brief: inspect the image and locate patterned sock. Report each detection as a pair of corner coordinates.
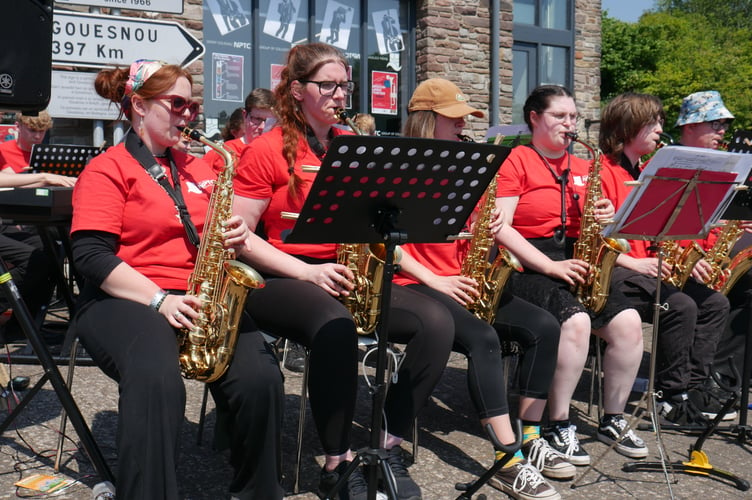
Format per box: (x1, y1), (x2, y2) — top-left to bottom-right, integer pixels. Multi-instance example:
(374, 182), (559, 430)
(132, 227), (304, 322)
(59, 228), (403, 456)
(522, 424), (541, 444)
(495, 449), (525, 468)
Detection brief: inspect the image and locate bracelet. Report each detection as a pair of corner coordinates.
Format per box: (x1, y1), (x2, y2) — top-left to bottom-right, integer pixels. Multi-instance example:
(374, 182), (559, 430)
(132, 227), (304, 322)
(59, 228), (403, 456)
(149, 290), (169, 311)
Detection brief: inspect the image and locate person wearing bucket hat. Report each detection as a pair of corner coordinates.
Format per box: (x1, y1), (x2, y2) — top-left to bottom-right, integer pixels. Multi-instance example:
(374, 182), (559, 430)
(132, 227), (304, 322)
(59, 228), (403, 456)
(676, 90), (734, 150)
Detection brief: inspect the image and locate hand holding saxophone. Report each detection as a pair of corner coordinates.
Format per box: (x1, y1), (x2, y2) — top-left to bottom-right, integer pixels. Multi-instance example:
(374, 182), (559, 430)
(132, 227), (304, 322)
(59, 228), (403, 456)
(426, 274), (480, 307)
(592, 198), (615, 222)
(545, 258), (589, 286)
(301, 262), (355, 297)
(221, 214), (252, 253)
(162, 293), (203, 329)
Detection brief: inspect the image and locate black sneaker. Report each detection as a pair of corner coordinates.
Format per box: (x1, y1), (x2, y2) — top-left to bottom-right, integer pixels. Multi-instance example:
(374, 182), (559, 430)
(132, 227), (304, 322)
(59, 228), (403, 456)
(488, 459), (561, 500)
(656, 392), (710, 428)
(687, 379), (737, 421)
(597, 415), (648, 459)
(541, 424), (590, 466)
(383, 446), (421, 500)
(283, 341), (307, 373)
(319, 461), (368, 500)
(521, 438), (576, 480)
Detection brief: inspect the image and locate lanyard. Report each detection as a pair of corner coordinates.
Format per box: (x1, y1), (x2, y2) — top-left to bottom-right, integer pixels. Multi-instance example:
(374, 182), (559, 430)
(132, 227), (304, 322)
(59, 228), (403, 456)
(124, 130), (200, 248)
(528, 144), (571, 247)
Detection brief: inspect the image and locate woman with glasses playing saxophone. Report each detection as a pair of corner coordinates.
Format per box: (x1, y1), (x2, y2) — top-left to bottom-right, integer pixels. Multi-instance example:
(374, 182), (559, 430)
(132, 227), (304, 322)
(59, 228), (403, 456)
(70, 60), (283, 499)
(599, 92), (733, 426)
(395, 78), (566, 500)
(231, 43), (454, 500)
(493, 85), (647, 466)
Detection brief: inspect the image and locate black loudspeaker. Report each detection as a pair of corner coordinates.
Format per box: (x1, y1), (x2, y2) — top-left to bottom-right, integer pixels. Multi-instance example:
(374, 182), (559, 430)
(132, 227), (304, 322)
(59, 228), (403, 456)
(0, 0), (53, 114)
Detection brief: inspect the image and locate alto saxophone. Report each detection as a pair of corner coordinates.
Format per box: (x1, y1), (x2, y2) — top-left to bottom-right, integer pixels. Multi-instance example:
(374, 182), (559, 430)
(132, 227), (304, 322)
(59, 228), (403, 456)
(568, 133), (631, 313)
(661, 239), (706, 289)
(703, 220), (750, 294)
(178, 127), (265, 383)
(460, 173), (522, 323)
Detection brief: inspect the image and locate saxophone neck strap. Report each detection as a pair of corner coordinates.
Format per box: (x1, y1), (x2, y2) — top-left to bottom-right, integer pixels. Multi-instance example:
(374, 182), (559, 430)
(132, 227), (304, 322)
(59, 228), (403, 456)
(528, 144), (571, 247)
(124, 130), (200, 248)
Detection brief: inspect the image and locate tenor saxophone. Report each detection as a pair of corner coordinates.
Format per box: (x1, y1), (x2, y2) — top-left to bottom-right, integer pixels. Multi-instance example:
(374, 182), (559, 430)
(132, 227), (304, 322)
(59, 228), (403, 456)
(568, 133), (631, 313)
(177, 127), (265, 383)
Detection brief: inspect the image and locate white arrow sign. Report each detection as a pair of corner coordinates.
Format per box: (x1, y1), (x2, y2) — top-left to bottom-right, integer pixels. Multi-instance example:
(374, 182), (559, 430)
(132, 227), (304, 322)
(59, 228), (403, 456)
(55, 0), (183, 15)
(52, 10), (205, 69)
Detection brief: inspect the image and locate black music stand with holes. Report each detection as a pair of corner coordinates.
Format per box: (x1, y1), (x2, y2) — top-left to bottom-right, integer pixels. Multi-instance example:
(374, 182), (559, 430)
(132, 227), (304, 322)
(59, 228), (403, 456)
(591, 150), (752, 495)
(0, 257), (115, 487)
(29, 144), (107, 177)
(284, 135), (511, 500)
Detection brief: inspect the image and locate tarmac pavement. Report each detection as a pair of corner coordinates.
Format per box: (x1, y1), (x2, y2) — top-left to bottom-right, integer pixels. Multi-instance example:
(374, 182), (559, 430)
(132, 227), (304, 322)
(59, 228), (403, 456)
(0, 323), (751, 500)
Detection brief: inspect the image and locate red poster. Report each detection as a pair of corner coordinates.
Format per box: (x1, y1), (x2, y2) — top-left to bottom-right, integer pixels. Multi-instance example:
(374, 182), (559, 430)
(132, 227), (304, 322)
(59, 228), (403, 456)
(371, 71), (398, 115)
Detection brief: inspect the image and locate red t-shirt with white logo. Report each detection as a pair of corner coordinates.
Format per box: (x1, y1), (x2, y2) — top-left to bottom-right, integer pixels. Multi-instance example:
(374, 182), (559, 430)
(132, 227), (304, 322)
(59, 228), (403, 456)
(496, 144), (589, 239)
(71, 143), (215, 291)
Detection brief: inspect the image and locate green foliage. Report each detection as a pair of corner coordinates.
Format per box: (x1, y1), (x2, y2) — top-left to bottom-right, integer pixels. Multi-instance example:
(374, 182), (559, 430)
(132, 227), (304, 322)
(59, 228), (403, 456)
(602, 6), (752, 134)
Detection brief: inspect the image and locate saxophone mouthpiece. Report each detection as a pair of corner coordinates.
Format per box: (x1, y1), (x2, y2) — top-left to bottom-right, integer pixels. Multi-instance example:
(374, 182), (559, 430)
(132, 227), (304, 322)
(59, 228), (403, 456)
(178, 126), (204, 142)
(565, 132), (578, 140)
(457, 134), (475, 142)
(335, 108), (348, 122)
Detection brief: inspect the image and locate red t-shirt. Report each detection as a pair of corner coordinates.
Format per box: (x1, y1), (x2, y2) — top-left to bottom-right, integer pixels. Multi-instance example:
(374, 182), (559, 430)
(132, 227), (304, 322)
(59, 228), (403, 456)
(496, 144), (589, 239)
(203, 137), (247, 174)
(71, 143), (215, 291)
(234, 126), (352, 259)
(600, 153), (717, 258)
(0, 140), (30, 173)
(393, 241), (463, 286)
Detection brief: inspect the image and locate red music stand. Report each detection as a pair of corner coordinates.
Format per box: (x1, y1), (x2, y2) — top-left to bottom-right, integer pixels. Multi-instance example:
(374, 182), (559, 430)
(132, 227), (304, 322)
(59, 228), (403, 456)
(285, 134), (511, 500)
(601, 147), (752, 494)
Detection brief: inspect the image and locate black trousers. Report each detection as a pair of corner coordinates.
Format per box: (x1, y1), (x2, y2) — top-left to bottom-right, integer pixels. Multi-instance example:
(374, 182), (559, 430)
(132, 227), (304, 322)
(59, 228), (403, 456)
(0, 226), (54, 328)
(73, 294), (284, 500)
(407, 286), (560, 419)
(714, 270), (752, 382)
(612, 267), (729, 394)
(246, 279), (454, 454)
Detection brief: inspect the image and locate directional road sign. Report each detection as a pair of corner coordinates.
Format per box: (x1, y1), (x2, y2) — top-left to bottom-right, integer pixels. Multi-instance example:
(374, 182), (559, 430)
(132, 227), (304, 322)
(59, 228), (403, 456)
(52, 10), (205, 69)
(55, 0), (183, 15)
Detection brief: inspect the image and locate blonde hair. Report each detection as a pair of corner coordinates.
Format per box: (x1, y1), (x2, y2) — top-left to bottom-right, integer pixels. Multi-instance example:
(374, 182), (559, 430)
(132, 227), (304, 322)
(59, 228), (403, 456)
(353, 113), (376, 135)
(16, 110), (52, 131)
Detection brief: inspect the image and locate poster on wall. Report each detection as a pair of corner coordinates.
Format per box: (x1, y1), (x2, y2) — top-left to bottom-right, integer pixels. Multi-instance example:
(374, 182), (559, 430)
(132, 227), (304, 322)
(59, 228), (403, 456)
(263, 0), (302, 43)
(213, 53), (245, 102)
(371, 71), (398, 115)
(318, 0), (354, 50)
(202, 0), (252, 135)
(372, 9), (404, 55)
(206, 0), (250, 36)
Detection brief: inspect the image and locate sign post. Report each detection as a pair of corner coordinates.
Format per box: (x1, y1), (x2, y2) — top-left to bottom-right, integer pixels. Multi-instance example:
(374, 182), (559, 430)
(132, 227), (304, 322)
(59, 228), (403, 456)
(52, 10), (205, 68)
(54, 0), (184, 15)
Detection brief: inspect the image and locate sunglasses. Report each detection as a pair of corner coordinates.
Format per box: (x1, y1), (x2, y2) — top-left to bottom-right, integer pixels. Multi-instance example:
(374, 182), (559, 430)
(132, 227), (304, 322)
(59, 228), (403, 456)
(153, 94), (200, 121)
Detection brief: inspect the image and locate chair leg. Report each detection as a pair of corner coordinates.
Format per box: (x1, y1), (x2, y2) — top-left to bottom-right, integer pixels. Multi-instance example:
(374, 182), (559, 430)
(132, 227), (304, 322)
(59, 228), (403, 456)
(294, 349), (310, 495)
(196, 384), (210, 446)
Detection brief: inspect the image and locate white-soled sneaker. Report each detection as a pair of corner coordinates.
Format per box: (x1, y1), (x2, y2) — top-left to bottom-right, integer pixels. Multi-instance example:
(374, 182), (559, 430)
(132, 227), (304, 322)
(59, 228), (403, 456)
(542, 423), (590, 466)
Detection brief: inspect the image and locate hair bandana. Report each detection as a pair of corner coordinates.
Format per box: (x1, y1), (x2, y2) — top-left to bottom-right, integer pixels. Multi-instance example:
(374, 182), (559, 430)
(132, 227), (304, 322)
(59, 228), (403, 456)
(125, 59), (167, 96)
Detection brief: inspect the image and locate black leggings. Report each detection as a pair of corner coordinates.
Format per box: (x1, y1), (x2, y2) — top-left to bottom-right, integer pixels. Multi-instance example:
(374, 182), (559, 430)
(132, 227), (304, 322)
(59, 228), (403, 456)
(407, 286), (560, 419)
(74, 294), (284, 500)
(246, 279), (454, 454)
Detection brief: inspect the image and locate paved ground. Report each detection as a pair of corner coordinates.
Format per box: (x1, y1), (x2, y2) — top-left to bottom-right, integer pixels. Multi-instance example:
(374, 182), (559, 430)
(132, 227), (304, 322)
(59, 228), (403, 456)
(0, 322), (751, 500)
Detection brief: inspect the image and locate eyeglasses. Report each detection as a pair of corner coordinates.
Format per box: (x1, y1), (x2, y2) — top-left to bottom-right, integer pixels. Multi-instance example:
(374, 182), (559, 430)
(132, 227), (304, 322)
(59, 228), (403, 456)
(708, 120), (730, 131)
(299, 80), (355, 97)
(153, 94), (200, 121)
(543, 111), (578, 123)
(244, 111), (269, 125)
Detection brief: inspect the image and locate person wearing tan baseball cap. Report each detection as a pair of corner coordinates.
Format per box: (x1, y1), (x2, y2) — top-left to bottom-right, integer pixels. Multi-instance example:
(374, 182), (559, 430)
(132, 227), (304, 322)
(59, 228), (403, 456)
(404, 78), (484, 140)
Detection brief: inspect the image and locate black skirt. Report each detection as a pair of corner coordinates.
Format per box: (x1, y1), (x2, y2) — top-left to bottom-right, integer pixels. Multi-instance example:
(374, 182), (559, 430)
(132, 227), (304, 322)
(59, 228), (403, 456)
(508, 236), (633, 329)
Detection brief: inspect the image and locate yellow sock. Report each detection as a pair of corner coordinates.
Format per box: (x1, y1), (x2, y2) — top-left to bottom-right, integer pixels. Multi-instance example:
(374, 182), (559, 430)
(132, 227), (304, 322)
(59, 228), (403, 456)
(522, 425), (540, 444)
(495, 449), (524, 467)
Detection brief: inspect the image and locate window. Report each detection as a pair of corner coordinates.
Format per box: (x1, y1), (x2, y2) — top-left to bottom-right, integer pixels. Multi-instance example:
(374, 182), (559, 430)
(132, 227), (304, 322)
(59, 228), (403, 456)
(511, 0), (573, 123)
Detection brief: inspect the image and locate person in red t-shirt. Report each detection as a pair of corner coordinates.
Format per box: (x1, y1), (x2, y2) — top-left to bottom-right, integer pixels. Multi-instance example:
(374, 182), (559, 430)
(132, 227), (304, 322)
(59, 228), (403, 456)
(395, 78), (567, 499)
(232, 42), (453, 500)
(70, 60), (283, 500)
(203, 88), (277, 174)
(601, 92), (732, 426)
(494, 85), (647, 465)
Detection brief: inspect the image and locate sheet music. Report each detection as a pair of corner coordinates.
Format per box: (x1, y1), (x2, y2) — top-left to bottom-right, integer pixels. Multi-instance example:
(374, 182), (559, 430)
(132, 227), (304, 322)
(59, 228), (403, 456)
(604, 145), (752, 241)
